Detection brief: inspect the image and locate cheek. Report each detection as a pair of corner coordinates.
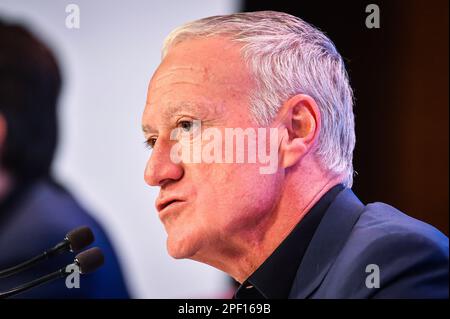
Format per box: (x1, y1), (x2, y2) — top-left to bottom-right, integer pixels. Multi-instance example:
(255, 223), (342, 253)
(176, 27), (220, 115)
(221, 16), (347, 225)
(193, 163), (282, 229)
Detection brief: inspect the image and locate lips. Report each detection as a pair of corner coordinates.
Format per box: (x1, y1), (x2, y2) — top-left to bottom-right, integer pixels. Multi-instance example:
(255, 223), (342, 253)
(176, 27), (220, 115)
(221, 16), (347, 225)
(156, 197), (185, 213)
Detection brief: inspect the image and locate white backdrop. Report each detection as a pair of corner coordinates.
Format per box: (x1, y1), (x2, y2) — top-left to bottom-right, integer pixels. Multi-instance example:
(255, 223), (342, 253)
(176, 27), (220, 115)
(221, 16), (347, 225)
(0, 0), (238, 298)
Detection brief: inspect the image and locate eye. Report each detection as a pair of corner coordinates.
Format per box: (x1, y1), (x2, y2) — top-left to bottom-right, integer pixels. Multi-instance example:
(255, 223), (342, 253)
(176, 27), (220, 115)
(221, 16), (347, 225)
(173, 119), (201, 142)
(178, 120), (193, 132)
(144, 137), (157, 149)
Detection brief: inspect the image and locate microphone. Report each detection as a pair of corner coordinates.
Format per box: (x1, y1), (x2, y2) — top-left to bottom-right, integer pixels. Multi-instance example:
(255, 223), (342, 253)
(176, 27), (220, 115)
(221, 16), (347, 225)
(0, 226), (94, 278)
(0, 247), (104, 299)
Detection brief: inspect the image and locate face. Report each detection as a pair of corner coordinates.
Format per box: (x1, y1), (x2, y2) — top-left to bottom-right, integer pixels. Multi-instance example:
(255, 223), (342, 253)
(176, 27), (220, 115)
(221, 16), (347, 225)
(142, 37), (283, 262)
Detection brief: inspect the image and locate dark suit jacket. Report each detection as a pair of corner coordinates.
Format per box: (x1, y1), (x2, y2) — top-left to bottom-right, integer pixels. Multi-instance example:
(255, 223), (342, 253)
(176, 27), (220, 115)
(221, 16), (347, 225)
(289, 188), (449, 298)
(0, 178), (129, 298)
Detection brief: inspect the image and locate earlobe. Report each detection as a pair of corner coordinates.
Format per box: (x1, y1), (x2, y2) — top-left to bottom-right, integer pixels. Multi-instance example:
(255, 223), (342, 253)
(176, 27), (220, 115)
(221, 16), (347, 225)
(277, 94), (320, 169)
(279, 135), (308, 169)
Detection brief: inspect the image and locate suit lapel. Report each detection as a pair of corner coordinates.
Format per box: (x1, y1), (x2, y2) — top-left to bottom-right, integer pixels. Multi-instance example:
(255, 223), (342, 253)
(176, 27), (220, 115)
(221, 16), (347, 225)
(289, 188), (365, 298)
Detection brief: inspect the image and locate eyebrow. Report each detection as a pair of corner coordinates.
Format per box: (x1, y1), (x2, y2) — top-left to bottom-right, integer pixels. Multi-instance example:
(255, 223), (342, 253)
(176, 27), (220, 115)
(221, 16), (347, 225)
(141, 101), (206, 134)
(142, 124), (153, 134)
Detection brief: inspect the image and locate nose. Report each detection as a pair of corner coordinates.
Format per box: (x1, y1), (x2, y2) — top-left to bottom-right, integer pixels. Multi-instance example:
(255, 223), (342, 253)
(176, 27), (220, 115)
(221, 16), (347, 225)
(144, 140), (184, 187)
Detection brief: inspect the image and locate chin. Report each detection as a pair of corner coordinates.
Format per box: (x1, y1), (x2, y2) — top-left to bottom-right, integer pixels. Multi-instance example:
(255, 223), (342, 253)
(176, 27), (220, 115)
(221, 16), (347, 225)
(166, 233), (201, 260)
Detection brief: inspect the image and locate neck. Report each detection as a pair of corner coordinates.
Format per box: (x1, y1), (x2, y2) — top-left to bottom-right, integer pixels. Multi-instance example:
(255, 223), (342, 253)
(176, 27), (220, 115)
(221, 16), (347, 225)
(195, 157), (343, 283)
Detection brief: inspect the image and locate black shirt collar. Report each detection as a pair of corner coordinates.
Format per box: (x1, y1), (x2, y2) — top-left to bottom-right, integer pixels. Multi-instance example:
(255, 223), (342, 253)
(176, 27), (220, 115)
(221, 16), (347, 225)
(234, 184), (344, 299)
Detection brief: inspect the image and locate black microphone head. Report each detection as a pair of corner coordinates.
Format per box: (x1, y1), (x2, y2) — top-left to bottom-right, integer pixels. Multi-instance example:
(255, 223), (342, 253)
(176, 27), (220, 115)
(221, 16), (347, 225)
(65, 226), (94, 252)
(75, 247), (104, 274)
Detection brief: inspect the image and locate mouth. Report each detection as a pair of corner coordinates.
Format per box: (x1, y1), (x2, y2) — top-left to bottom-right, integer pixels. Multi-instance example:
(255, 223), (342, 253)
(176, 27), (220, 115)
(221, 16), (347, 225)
(156, 198), (185, 213)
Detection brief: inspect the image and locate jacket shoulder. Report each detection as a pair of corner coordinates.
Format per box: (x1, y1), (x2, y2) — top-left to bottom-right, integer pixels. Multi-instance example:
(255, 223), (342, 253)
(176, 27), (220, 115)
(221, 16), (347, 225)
(319, 202), (449, 298)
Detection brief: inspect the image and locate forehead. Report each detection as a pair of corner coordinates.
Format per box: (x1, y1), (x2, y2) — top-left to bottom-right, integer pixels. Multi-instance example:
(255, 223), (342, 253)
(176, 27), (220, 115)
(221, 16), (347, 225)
(153, 36), (249, 89)
(143, 37), (254, 127)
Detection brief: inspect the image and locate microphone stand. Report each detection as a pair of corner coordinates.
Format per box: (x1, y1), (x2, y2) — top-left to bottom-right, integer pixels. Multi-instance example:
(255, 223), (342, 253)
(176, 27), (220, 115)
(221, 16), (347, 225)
(0, 265), (72, 299)
(0, 247), (103, 299)
(0, 240), (70, 278)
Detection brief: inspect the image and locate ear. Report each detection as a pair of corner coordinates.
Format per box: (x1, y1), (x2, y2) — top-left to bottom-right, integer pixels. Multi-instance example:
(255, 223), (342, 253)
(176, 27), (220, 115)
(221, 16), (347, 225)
(277, 94), (321, 169)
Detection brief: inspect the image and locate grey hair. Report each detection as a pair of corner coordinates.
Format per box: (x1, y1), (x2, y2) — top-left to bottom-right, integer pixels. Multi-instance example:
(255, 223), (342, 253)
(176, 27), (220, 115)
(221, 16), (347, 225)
(162, 11), (356, 187)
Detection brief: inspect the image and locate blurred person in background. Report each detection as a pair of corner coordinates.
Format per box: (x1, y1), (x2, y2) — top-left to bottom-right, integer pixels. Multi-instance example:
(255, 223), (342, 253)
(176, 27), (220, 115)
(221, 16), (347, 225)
(0, 19), (129, 298)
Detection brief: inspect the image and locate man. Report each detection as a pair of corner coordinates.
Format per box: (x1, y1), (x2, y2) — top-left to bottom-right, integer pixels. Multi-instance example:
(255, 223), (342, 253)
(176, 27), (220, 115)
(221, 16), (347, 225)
(0, 20), (129, 298)
(142, 11), (448, 298)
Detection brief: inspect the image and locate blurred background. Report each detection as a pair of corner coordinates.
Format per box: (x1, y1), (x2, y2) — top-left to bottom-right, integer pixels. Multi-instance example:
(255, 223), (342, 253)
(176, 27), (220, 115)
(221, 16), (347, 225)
(0, 0), (447, 298)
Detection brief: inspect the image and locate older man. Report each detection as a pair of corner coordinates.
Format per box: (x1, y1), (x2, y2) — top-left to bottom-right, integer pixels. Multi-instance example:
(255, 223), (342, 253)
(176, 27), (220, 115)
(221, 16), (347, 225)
(142, 11), (448, 298)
